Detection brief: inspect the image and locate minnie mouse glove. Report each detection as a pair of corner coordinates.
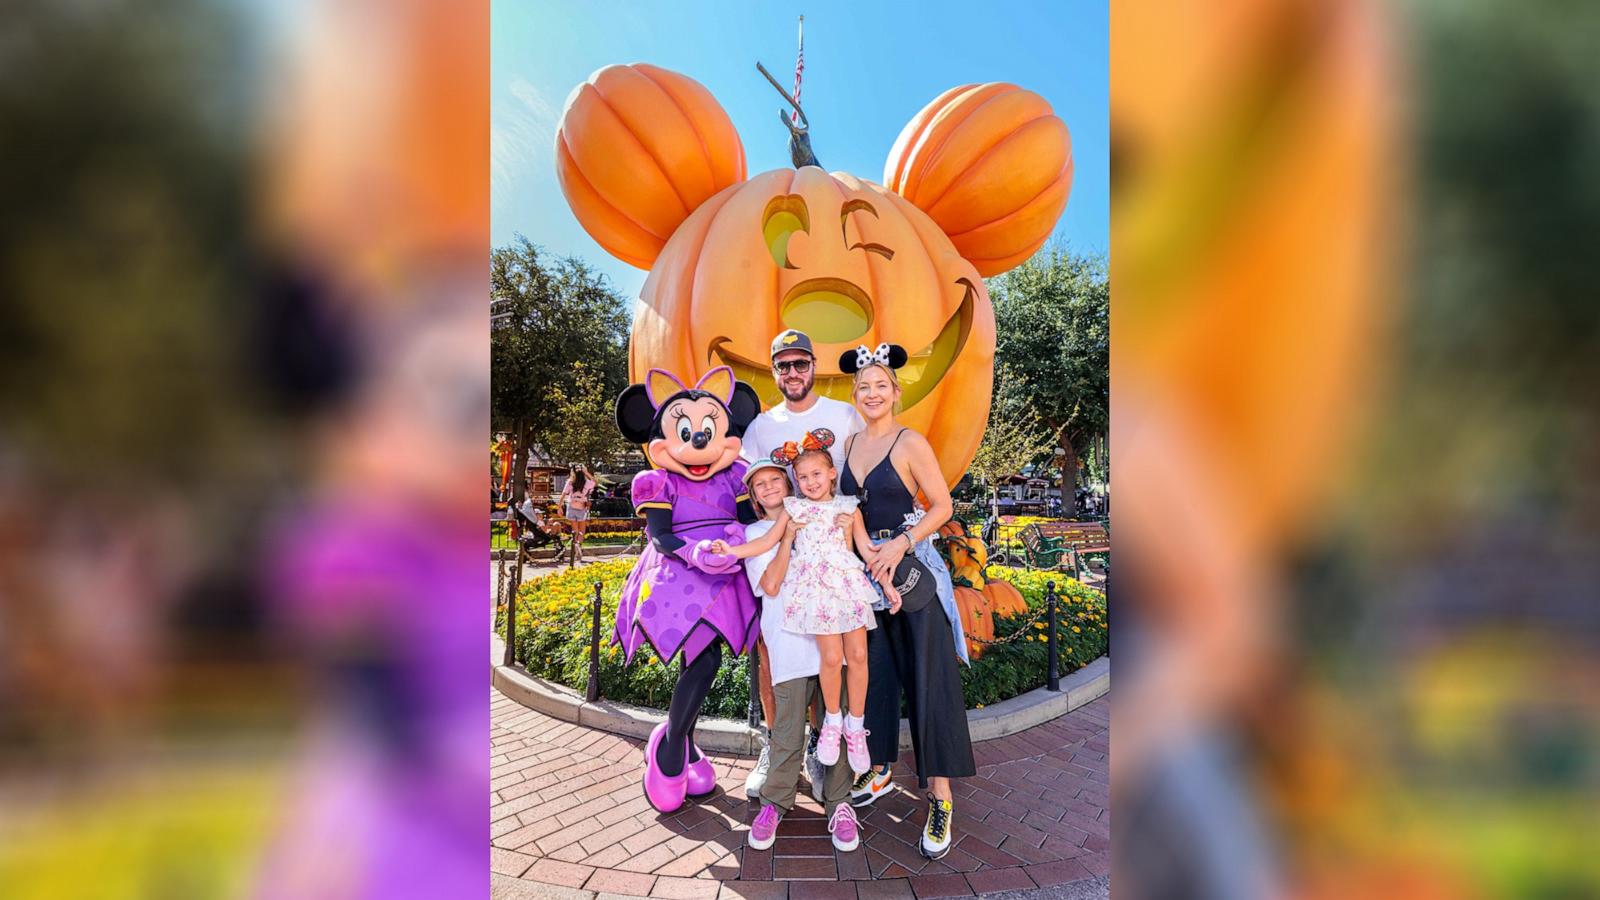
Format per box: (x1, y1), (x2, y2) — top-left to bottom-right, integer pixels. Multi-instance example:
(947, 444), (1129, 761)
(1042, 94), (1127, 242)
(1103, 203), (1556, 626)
(688, 539), (741, 575)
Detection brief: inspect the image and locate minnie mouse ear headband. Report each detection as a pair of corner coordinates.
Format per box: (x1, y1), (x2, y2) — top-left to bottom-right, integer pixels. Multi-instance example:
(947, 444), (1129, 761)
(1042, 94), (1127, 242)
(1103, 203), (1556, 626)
(770, 428), (835, 466)
(838, 342), (909, 374)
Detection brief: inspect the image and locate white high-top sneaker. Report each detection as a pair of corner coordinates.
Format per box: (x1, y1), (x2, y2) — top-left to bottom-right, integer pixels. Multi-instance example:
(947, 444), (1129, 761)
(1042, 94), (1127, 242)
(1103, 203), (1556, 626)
(744, 727), (771, 799)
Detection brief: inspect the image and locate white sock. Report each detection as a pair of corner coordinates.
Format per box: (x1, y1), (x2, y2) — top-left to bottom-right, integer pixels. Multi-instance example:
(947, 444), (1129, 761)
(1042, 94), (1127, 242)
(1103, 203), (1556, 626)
(846, 714), (864, 732)
(824, 711), (843, 727)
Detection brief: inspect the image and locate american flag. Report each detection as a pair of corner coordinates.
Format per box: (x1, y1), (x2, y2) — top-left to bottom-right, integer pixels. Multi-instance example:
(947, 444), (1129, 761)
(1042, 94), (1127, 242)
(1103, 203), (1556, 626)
(792, 15), (804, 124)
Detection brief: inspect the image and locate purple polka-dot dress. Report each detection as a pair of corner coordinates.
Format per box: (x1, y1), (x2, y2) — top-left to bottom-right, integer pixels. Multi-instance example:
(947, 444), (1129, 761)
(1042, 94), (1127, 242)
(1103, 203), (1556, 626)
(613, 463), (759, 665)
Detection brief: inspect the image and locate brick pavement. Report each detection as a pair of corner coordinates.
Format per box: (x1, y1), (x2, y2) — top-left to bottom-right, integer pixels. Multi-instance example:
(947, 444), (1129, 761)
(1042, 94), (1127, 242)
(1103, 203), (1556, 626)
(491, 689), (1109, 899)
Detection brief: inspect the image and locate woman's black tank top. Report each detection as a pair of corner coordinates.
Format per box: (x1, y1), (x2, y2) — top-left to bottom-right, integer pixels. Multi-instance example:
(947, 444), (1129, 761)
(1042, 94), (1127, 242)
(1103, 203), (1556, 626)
(840, 429), (914, 534)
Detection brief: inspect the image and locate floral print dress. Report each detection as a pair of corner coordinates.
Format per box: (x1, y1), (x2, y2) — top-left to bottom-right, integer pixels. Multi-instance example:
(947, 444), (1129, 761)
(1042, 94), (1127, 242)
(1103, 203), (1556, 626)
(778, 495), (879, 635)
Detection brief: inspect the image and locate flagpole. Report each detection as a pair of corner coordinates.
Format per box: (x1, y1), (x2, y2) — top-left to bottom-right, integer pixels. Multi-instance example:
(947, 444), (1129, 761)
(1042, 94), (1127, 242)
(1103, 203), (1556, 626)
(792, 15), (804, 124)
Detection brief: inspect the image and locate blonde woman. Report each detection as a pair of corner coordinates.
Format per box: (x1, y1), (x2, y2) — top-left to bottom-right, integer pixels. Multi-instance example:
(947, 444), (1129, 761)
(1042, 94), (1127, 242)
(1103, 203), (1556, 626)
(835, 343), (974, 861)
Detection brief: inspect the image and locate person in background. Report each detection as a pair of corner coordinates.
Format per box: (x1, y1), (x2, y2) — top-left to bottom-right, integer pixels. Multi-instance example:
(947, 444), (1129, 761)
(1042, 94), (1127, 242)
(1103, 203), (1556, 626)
(559, 464), (596, 565)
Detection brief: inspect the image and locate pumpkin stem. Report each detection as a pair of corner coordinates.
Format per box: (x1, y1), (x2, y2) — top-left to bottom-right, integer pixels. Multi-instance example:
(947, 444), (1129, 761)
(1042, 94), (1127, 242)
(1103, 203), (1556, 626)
(756, 61), (821, 169)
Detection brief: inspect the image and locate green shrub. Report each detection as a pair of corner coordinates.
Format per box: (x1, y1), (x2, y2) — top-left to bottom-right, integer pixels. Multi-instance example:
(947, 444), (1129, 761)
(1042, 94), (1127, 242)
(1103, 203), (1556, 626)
(497, 561), (1107, 715)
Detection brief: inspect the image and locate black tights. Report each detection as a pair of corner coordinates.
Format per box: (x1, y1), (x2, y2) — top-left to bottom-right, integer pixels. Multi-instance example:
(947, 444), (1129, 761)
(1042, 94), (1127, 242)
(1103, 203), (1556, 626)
(654, 641), (722, 776)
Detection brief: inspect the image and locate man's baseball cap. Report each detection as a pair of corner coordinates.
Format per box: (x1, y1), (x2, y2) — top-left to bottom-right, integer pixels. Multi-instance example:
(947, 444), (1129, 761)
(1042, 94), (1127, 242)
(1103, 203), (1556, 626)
(770, 329), (815, 361)
(892, 555), (939, 613)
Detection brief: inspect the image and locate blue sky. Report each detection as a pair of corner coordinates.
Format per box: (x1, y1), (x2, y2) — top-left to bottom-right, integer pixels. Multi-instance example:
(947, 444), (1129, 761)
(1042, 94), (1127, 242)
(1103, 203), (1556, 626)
(492, 1), (1108, 299)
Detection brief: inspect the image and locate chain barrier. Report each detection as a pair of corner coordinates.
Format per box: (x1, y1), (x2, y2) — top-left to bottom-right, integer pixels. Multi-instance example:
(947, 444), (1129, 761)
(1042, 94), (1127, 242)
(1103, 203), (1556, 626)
(963, 601), (1054, 645)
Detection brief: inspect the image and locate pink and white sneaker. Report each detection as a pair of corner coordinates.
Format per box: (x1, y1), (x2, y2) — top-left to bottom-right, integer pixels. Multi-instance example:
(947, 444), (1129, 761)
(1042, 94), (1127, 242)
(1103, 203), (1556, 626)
(747, 803), (782, 850)
(843, 724), (872, 775)
(815, 718), (843, 767)
(828, 802), (860, 852)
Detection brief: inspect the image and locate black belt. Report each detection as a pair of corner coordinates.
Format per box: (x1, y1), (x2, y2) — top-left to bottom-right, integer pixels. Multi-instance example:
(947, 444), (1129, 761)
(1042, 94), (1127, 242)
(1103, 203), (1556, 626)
(869, 529), (907, 541)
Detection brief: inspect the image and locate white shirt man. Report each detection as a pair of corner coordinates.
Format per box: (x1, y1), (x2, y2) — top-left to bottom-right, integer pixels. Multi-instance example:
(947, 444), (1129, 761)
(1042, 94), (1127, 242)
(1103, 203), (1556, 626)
(740, 329), (864, 472)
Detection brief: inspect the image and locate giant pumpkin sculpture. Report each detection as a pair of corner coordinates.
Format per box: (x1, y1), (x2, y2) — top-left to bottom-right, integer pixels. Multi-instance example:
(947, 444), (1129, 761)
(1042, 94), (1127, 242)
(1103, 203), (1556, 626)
(555, 64), (1073, 487)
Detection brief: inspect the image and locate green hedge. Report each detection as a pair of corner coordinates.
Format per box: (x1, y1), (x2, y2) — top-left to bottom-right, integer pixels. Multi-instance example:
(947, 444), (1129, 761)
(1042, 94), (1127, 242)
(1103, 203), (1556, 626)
(491, 522), (642, 551)
(497, 559), (1107, 715)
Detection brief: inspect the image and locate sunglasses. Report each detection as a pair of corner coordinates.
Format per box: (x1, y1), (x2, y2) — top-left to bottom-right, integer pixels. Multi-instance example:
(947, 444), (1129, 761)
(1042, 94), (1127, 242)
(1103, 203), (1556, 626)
(773, 359), (813, 375)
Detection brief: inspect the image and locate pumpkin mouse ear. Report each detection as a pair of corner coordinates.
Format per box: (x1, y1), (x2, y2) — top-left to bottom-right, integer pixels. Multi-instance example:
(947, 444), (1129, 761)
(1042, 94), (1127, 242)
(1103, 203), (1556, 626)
(884, 83), (1072, 276)
(555, 63), (747, 269)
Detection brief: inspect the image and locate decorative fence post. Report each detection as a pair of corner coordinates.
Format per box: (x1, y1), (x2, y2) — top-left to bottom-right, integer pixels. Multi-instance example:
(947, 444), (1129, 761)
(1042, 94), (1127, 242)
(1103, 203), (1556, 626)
(503, 537), (525, 667)
(586, 581), (603, 702)
(1046, 580), (1060, 691)
(747, 645), (762, 729)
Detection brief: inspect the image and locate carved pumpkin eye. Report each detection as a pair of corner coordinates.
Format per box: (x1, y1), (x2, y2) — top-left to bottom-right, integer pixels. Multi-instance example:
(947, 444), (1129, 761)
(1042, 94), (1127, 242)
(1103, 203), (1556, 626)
(840, 199), (895, 260)
(762, 194), (810, 269)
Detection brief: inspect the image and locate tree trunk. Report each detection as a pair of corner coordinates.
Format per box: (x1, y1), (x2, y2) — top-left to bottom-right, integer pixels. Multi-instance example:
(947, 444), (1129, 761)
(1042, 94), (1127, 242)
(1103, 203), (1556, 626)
(1059, 433), (1077, 516)
(511, 420), (530, 505)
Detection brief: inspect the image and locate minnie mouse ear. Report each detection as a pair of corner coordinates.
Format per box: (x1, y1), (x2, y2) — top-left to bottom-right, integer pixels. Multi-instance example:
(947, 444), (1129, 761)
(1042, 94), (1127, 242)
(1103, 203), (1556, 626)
(839, 344), (909, 374)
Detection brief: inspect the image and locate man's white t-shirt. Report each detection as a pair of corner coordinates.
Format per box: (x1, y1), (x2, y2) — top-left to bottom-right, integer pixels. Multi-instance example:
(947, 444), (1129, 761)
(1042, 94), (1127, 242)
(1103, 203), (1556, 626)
(743, 518), (820, 685)
(741, 395), (865, 475)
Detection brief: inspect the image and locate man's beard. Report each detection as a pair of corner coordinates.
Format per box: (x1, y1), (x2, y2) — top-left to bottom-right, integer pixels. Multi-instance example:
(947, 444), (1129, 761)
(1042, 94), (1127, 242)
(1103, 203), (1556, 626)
(779, 373), (814, 402)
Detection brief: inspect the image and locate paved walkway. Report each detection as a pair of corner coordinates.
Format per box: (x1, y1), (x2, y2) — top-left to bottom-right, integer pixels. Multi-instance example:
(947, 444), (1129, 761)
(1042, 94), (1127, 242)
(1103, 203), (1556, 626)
(490, 689), (1109, 899)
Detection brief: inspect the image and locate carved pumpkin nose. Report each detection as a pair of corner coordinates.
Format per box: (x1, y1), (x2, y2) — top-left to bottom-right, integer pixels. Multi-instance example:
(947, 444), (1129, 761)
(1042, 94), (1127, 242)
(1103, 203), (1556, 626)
(691, 430), (711, 450)
(780, 278), (873, 344)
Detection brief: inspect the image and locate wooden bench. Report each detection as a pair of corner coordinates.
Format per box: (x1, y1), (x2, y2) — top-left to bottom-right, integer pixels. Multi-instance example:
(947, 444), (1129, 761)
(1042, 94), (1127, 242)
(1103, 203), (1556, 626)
(1020, 520), (1110, 583)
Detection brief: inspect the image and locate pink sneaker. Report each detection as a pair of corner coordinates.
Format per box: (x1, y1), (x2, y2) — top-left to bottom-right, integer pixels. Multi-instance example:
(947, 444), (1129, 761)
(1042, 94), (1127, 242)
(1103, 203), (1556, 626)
(815, 718), (843, 767)
(844, 724), (872, 775)
(748, 803), (782, 850)
(829, 803), (860, 851)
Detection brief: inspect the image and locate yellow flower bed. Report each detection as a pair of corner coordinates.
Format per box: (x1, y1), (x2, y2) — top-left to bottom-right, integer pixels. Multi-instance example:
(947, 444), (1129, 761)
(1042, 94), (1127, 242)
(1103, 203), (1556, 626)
(496, 561), (1109, 712)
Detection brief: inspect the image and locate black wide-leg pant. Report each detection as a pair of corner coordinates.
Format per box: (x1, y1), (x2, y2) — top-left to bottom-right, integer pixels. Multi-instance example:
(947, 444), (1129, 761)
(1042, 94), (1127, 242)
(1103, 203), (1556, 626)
(863, 602), (976, 787)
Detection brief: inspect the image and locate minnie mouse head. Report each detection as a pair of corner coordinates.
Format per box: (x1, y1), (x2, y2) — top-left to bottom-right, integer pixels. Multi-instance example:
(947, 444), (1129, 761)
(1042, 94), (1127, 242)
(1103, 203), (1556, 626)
(615, 367), (761, 481)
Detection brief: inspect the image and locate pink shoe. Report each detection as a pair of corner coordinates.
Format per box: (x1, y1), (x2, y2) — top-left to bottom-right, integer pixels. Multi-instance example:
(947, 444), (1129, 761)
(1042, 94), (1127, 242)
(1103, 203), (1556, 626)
(829, 803), (860, 852)
(844, 724), (872, 775)
(685, 744), (716, 797)
(748, 803), (782, 850)
(816, 718), (843, 767)
(643, 722), (688, 813)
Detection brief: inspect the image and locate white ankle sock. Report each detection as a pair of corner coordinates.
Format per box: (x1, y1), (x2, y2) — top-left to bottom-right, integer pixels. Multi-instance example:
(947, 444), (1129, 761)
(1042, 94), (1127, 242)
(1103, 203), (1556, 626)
(824, 711), (843, 727)
(845, 714), (864, 731)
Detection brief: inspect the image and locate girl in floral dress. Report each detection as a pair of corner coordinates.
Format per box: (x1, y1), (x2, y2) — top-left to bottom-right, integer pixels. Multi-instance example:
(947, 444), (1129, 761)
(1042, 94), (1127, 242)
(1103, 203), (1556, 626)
(710, 429), (900, 774)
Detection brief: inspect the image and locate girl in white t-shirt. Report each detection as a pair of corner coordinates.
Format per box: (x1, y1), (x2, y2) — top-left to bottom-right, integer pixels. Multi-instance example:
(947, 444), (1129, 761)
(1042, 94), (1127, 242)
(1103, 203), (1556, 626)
(737, 459), (860, 853)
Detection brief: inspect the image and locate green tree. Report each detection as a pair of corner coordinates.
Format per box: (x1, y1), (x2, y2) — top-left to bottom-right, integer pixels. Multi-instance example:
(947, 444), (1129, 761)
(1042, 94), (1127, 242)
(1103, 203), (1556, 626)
(491, 237), (630, 501)
(967, 368), (1056, 520)
(543, 363), (629, 470)
(987, 244), (1109, 504)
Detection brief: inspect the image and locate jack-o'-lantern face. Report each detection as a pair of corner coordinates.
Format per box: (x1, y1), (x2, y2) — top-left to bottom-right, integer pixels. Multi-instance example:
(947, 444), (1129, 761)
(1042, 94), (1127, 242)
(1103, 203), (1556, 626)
(681, 170), (987, 434)
(556, 65), (1072, 487)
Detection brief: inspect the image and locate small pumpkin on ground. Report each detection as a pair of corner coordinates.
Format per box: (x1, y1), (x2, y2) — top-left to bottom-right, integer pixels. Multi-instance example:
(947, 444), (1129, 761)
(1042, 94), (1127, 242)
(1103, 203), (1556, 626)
(953, 585), (994, 659)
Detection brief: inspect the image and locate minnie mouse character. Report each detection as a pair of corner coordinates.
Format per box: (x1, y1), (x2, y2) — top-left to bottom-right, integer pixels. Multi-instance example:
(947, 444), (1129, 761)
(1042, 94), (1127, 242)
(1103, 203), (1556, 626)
(614, 366), (762, 812)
